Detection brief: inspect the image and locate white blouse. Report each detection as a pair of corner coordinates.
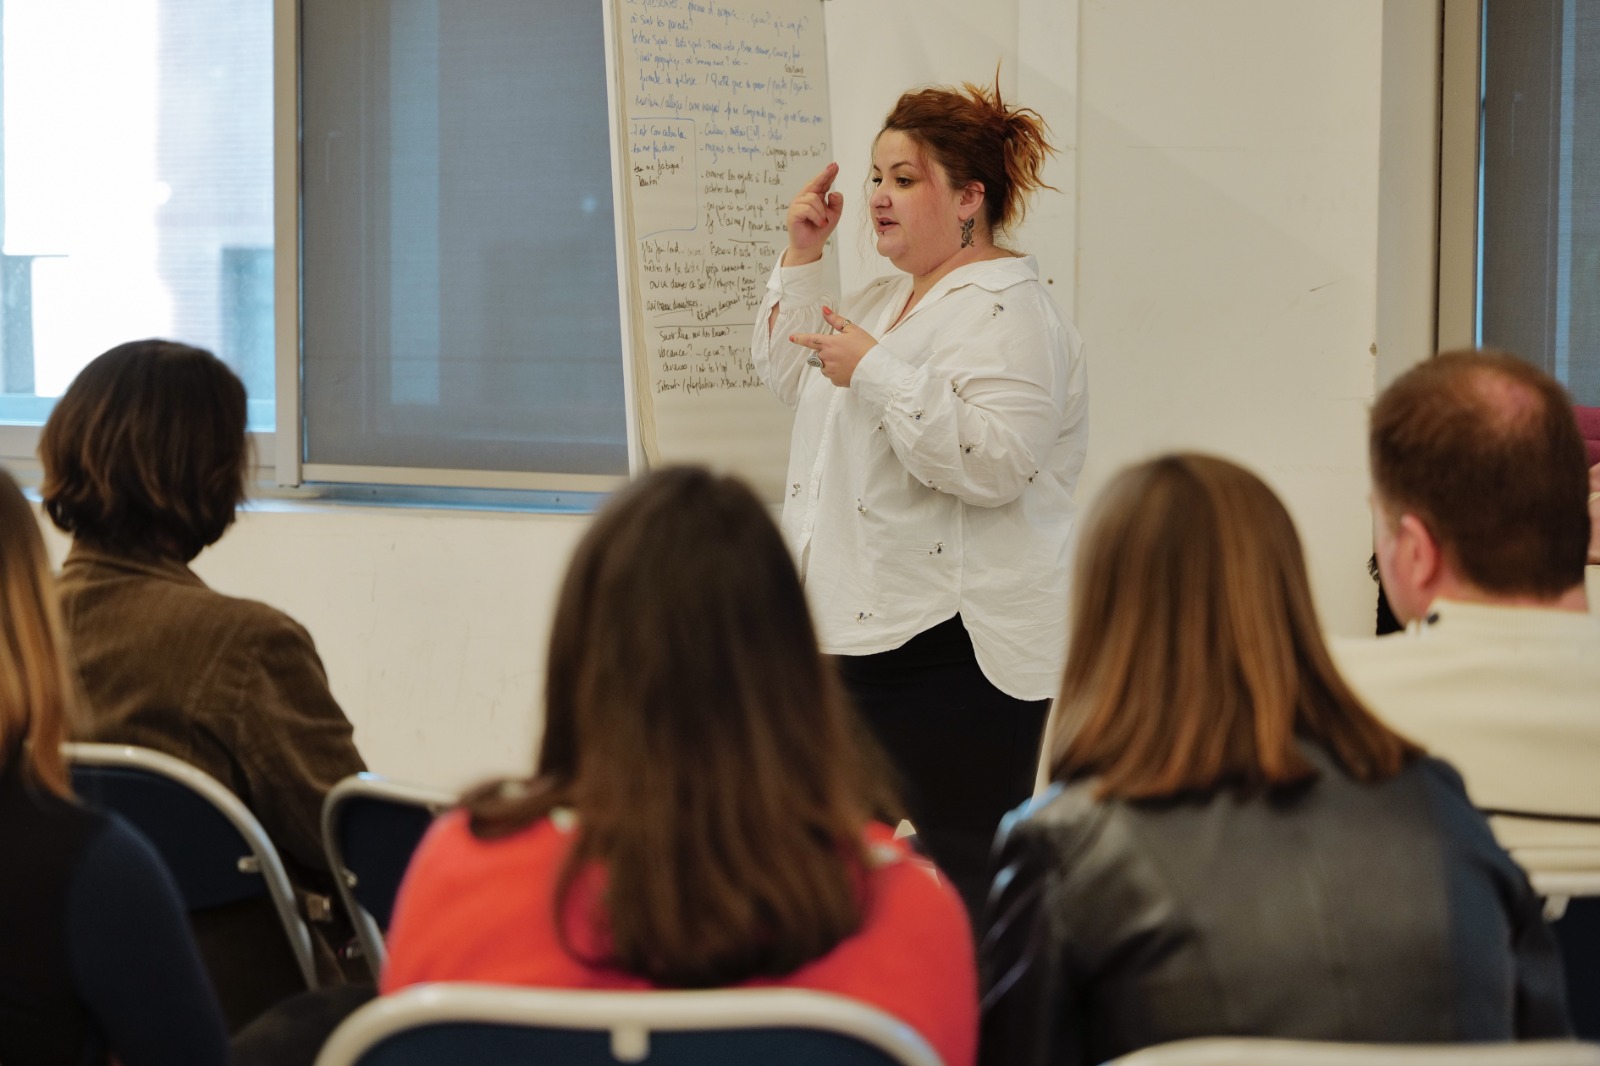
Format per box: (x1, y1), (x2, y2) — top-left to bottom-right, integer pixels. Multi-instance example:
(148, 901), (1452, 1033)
(752, 254), (1088, 700)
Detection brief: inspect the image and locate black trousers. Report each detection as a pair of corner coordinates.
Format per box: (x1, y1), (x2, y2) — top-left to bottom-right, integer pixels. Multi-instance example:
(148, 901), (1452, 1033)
(836, 615), (1050, 922)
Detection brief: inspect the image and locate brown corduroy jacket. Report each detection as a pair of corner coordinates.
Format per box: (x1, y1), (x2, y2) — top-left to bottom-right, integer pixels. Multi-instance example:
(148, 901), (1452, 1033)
(55, 543), (366, 884)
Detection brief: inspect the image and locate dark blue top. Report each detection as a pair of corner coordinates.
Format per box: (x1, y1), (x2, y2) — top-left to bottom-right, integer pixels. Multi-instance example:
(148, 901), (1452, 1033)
(0, 762), (228, 1065)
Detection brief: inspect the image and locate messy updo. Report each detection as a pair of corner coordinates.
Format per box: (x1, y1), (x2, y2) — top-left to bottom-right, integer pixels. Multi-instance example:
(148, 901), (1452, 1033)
(880, 73), (1056, 235)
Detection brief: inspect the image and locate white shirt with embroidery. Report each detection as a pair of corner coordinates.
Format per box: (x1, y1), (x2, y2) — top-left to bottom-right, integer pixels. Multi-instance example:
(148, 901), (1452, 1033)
(752, 254), (1088, 700)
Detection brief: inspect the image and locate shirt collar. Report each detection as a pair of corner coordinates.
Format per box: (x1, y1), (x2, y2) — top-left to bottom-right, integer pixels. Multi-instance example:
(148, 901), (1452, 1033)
(890, 254), (1039, 330)
(60, 542), (207, 588)
(1411, 597), (1600, 640)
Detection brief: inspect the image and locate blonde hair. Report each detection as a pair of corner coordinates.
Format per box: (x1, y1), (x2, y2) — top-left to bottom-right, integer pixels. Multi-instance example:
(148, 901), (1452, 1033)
(0, 468), (78, 796)
(1050, 454), (1420, 799)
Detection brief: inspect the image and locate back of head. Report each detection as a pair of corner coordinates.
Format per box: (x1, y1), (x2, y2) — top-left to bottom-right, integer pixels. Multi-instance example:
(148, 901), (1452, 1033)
(470, 466), (897, 987)
(1369, 349), (1589, 598)
(38, 339), (248, 563)
(0, 468), (78, 797)
(881, 73), (1056, 235)
(1051, 453), (1418, 799)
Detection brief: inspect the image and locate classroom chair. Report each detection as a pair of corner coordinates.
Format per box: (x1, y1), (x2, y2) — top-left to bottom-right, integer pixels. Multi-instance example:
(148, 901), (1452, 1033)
(63, 741), (319, 989)
(312, 984), (942, 1066)
(1530, 868), (1600, 1041)
(321, 773), (454, 981)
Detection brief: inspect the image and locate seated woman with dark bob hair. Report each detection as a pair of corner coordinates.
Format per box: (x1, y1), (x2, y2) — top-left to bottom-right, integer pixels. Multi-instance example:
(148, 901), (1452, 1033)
(0, 467), (228, 1065)
(384, 466), (978, 1066)
(979, 453), (1570, 1066)
(38, 339), (366, 1029)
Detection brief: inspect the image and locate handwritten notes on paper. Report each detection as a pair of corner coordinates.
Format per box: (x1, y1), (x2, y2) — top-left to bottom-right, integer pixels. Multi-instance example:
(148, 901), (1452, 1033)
(617, 0), (835, 497)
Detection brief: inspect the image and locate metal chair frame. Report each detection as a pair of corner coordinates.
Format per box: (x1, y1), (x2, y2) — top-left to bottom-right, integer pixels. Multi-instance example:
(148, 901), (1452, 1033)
(321, 772), (454, 980)
(313, 984), (944, 1066)
(63, 741), (319, 988)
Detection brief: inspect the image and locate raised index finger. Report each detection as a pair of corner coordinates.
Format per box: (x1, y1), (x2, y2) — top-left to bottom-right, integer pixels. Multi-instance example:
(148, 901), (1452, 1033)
(800, 162), (839, 196)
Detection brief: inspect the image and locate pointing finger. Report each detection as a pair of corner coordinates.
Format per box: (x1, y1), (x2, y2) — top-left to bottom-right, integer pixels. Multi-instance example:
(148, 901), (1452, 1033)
(801, 162), (839, 195)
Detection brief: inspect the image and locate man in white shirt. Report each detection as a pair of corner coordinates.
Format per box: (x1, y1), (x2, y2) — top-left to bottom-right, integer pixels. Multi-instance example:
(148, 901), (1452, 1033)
(1336, 350), (1600, 873)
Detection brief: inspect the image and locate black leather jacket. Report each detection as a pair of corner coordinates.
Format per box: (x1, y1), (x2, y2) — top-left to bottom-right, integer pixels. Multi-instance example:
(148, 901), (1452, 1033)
(978, 745), (1570, 1066)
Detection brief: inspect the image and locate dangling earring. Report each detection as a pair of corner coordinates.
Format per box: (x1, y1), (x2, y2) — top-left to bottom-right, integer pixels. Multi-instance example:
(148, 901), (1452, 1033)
(959, 216), (975, 249)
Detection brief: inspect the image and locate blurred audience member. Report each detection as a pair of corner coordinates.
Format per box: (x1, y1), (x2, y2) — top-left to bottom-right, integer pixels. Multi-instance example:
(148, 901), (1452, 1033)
(1337, 351), (1600, 868)
(980, 453), (1568, 1066)
(0, 467), (228, 1065)
(385, 467), (977, 1066)
(39, 339), (367, 1029)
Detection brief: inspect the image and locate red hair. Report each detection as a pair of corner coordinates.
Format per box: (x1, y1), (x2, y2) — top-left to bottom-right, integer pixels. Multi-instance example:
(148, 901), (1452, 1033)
(881, 73), (1056, 233)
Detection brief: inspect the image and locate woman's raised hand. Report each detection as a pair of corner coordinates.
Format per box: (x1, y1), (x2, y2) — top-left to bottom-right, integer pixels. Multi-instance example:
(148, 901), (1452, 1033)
(785, 162), (843, 266)
(789, 305), (876, 388)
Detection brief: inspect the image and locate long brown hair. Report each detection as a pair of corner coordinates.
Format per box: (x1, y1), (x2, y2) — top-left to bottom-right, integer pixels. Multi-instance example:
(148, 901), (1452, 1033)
(0, 469), (79, 797)
(467, 467), (899, 987)
(881, 71), (1056, 234)
(1049, 454), (1420, 799)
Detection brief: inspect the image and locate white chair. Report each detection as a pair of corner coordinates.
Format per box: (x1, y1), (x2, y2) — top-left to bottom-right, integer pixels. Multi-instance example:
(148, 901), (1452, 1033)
(1105, 1038), (1600, 1065)
(321, 773), (454, 980)
(313, 984), (943, 1066)
(1528, 869), (1600, 921)
(63, 741), (319, 989)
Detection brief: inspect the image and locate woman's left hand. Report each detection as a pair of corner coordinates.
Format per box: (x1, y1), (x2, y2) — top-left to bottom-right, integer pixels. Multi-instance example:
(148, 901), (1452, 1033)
(790, 306), (877, 388)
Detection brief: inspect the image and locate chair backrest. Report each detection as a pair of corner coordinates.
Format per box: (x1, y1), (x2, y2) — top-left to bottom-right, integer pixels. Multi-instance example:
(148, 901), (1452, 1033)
(313, 984), (943, 1066)
(64, 741), (319, 989)
(1106, 1038), (1600, 1065)
(321, 773), (454, 980)
(1517, 838), (1600, 1043)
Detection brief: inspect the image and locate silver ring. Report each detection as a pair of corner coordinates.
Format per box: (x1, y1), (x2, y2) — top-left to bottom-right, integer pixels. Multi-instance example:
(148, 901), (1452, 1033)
(806, 353), (823, 368)
(836, 318), (850, 329)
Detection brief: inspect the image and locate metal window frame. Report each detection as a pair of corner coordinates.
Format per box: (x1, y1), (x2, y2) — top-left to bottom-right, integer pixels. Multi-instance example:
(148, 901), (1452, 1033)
(273, 0), (641, 498)
(1436, 0), (1483, 352)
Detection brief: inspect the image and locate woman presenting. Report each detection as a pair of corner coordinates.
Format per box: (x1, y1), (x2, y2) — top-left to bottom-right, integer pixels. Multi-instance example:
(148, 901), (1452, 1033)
(752, 79), (1088, 917)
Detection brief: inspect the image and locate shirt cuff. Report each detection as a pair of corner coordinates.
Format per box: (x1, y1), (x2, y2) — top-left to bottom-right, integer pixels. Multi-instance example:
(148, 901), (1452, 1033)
(850, 344), (913, 413)
(766, 254), (828, 304)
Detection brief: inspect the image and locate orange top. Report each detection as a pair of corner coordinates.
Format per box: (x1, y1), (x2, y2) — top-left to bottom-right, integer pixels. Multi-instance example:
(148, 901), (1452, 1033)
(383, 811), (977, 1066)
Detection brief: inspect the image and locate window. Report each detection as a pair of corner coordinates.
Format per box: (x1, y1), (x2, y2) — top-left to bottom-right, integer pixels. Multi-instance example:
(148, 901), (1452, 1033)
(1470, 0), (1600, 403)
(0, 0), (275, 431)
(0, 0), (632, 496)
(294, 0), (630, 490)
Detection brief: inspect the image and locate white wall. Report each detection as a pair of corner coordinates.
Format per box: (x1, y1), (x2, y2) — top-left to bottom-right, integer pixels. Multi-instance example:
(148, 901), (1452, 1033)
(44, 0), (1446, 792)
(1073, 0), (1404, 635)
(830, 0), (1439, 634)
(43, 502), (589, 792)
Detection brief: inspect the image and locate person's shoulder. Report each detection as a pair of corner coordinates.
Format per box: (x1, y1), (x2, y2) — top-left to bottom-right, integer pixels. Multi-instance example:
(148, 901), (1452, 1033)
(201, 587), (312, 642)
(1401, 755), (1529, 866)
(1405, 752), (1473, 801)
(69, 810), (180, 908)
(411, 809), (568, 883)
(1008, 779), (1108, 836)
(71, 550), (303, 643)
(1330, 630), (1441, 694)
(861, 825), (970, 935)
(990, 779), (1116, 872)
(175, 586), (329, 672)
